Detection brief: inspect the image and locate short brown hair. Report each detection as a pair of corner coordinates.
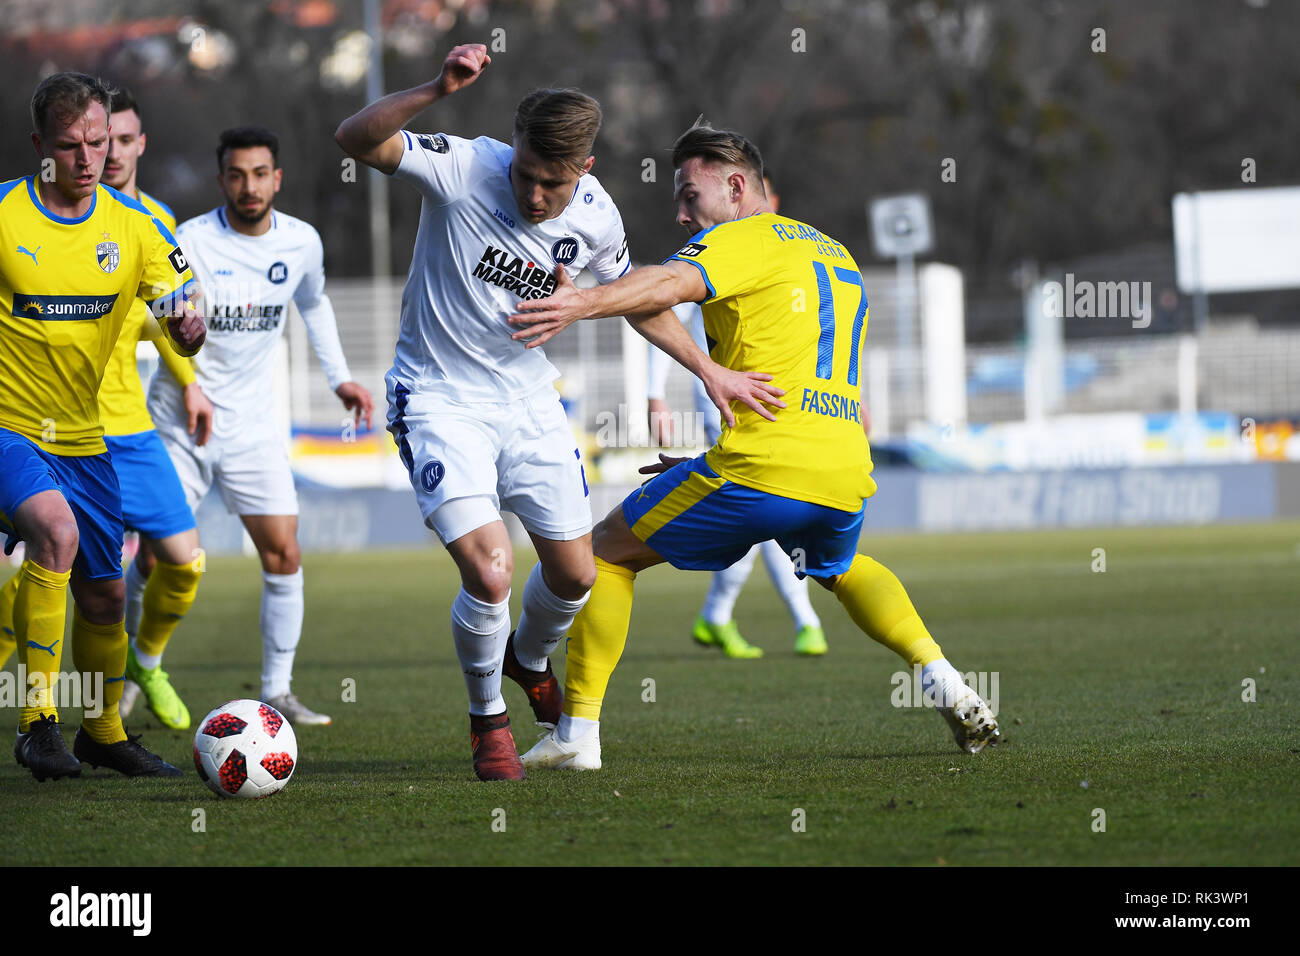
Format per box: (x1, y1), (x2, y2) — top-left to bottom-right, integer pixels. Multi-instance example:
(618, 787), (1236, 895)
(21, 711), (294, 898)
(109, 87), (140, 120)
(513, 89), (602, 174)
(31, 71), (115, 138)
(671, 120), (764, 181)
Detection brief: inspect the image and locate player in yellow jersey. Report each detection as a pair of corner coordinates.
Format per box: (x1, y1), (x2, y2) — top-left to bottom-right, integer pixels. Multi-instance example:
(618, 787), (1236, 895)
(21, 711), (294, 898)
(509, 122), (999, 769)
(0, 88), (212, 731)
(0, 72), (205, 781)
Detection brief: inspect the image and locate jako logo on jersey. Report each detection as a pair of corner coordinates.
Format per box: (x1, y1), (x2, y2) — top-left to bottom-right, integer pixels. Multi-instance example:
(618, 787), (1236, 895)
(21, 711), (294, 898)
(551, 237), (580, 265)
(13, 293), (117, 320)
(417, 134), (449, 154)
(96, 241), (120, 273)
(167, 247), (188, 274)
(675, 242), (707, 258)
(267, 261), (289, 284)
(420, 460), (445, 492)
(472, 246), (559, 300)
(493, 208), (515, 229)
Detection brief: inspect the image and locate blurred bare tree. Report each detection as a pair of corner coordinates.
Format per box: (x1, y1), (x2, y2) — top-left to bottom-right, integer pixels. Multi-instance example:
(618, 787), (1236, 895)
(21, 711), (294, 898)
(1, 0), (1297, 337)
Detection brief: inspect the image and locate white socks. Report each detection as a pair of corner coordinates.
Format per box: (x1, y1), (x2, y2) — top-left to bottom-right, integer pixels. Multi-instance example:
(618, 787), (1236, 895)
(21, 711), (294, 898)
(514, 563), (589, 672)
(124, 558), (147, 640)
(557, 713), (598, 743)
(450, 587), (512, 716)
(759, 539), (821, 630)
(260, 568), (304, 699)
(921, 659), (966, 707)
(699, 542), (821, 630)
(700, 545), (758, 624)
(131, 637), (161, 671)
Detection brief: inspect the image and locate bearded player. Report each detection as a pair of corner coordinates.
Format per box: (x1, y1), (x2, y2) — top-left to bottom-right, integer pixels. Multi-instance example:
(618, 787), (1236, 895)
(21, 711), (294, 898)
(334, 45), (779, 780)
(510, 122), (1000, 769)
(144, 125), (374, 727)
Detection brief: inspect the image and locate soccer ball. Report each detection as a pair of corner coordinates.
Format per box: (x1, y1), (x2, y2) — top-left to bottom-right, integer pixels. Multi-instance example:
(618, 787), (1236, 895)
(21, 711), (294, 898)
(193, 699), (298, 798)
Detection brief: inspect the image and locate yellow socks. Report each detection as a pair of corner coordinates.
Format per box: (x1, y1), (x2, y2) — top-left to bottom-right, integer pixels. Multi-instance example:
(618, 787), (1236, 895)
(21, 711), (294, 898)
(14, 560), (71, 730)
(832, 554), (945, 669)
(563, 557), (637, 720)
(0, 571), (18, 666)
(135, 559), (202, 659)
(71, 606), (128, 744)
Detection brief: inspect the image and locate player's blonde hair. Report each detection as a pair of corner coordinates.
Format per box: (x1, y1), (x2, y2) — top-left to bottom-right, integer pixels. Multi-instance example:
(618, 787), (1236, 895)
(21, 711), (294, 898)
(671, 118), (765, 185)
(513, 89), (602, 175)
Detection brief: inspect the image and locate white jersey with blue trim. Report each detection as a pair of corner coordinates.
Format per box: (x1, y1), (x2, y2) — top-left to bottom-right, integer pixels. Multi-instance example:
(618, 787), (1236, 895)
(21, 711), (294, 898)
(148, 207), (351, 441)
(389, 131), (630, 402)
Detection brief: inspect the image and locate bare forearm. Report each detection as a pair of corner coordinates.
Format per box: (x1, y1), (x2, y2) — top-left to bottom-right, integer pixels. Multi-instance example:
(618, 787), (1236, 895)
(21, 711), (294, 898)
(627, 309), (712, 381)
(335, 82), (441, 157)
(582, 265), (695, 321)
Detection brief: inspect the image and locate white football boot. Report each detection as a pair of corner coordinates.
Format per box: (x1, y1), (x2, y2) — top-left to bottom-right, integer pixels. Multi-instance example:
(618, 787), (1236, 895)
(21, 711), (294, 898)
(927, 675), (1000, 753)
(935, 681), (993, 754)
(520, 725), (601, 770)
(266, 692), (332, 726)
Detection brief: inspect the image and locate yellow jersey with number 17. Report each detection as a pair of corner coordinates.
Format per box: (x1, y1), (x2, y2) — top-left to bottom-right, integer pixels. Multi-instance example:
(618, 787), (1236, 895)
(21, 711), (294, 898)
(0, 177), (196, 456)
(666, 213), (876, 513)
(96, 189), (198, 436)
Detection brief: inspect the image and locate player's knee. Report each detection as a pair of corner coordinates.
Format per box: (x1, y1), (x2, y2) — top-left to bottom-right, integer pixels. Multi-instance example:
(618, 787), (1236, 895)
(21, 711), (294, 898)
(555, 561), (597, 598)
(260, 542), (301, 575)
(464, 564), (512, 605)
(77, 580), (126, 625)
(461, 546), (513, 603)
(34, 514), (79, 570)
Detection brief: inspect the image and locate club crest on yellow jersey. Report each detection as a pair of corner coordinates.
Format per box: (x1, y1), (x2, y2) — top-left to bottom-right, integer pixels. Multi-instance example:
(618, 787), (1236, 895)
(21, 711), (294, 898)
(96, 240), (120, 273)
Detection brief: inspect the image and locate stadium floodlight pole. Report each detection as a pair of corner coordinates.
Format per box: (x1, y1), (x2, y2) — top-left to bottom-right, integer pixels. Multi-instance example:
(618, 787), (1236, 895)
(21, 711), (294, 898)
(365, 0), (391, 279)
(868, 194), (932, 424)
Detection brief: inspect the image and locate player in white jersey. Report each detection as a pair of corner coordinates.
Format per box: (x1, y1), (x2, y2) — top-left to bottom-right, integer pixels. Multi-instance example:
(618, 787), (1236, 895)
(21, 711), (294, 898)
(645, 176), (829, 659)
(335, 43), (778, 780)
(143, 126), (374, 726)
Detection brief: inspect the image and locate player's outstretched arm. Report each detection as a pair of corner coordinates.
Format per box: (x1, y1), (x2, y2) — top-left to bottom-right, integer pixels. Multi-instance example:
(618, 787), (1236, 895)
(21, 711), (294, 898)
(626, 309), (786, 428)
(334, 43), (491, 175)
(509, 261), (703, 348)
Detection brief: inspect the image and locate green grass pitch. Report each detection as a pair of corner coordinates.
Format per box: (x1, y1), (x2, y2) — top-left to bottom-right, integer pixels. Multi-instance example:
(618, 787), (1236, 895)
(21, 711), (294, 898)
(2, 520), (1296, 866)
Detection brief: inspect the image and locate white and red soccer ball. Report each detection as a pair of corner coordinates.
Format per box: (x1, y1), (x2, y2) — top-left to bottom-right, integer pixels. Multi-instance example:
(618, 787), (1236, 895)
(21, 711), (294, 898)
(193, 699), (297, 798)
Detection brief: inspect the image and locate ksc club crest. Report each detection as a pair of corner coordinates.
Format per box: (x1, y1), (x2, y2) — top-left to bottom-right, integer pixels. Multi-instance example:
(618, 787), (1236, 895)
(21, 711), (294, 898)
(551, 237), (579, 265)
(420, 459), (445, 492)
(96, 241), (120, 273)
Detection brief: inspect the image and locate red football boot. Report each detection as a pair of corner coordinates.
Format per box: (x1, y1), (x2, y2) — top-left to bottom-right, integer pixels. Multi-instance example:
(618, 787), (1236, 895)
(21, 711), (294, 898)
(503, 630), (563, 728)
(469, 712), (526, 781)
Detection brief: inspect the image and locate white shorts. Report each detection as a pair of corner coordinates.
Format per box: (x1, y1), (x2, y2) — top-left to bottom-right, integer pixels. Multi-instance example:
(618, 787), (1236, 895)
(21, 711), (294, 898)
(386, 379), (592, 545)
(154, 419), (299, 517)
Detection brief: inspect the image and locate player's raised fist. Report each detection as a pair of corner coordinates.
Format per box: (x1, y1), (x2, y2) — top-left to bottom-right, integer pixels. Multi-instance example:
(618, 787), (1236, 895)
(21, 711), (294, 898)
(435, 43), (491, 96)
